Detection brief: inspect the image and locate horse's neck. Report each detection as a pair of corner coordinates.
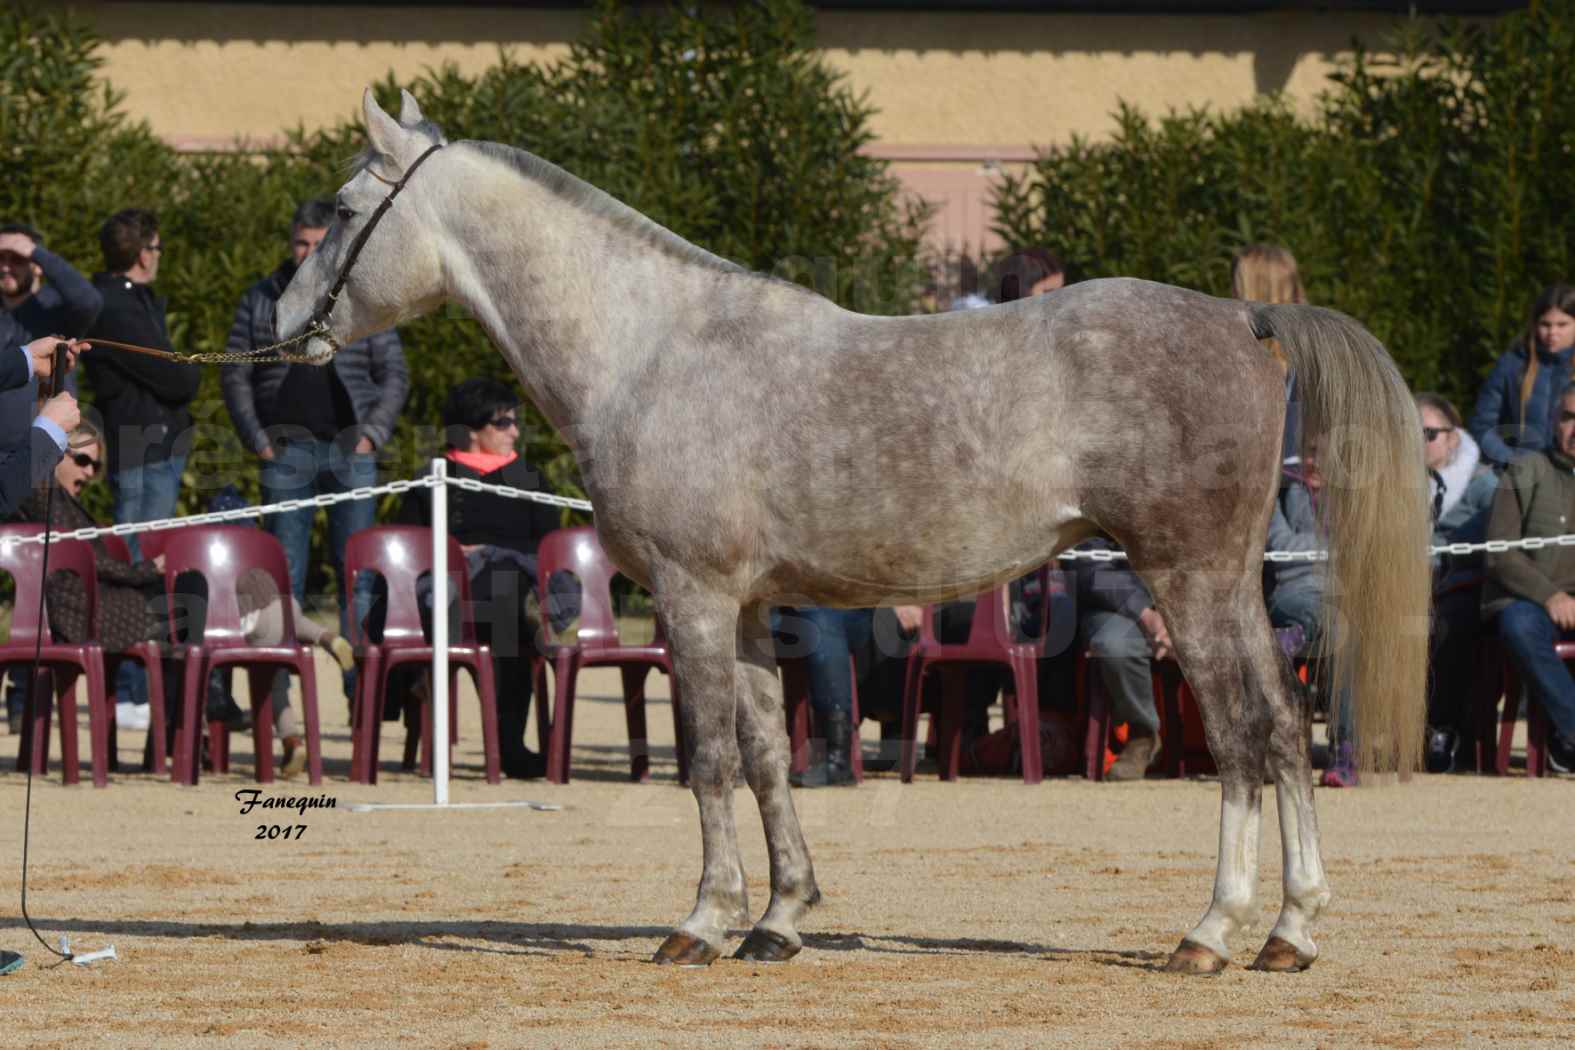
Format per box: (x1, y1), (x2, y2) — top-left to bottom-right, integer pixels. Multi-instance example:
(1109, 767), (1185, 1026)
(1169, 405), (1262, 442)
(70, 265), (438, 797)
(441, 172), (715, 435)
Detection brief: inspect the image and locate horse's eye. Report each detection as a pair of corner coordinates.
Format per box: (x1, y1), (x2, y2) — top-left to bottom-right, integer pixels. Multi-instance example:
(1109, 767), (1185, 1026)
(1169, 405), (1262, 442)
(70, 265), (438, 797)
(336, 205), (355, 223)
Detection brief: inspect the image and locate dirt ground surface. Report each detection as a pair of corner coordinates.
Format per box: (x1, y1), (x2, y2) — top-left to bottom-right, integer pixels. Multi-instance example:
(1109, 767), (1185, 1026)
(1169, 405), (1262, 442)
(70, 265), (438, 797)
(2, 654), (1573, 1049)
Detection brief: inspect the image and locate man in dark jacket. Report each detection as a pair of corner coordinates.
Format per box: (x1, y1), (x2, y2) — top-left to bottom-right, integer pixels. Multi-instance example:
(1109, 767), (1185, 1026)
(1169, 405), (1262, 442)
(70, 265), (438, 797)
(82, 208), (201, 728)
(220, 199), (410, 690)
(82, 209), (201, 550)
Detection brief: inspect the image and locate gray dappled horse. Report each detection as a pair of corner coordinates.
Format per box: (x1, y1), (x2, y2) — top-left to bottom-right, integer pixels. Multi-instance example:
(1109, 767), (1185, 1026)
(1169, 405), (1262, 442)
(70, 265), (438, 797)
(278, 90), (1431, 975)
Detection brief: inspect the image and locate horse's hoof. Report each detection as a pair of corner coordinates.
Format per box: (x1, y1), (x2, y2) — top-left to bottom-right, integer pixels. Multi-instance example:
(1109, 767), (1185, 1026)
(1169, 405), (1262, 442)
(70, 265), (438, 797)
(733, 928), (801, 963)
(1163, 940), (1229, 975)
(1248, 936), (1314, 973)
(652, 931), (721, 967)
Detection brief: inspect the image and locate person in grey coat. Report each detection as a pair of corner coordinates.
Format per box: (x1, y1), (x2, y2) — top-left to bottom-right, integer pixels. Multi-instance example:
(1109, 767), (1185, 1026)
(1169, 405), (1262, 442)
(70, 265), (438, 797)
(220, 199), (409, 698)
(220, 198), (409, 599)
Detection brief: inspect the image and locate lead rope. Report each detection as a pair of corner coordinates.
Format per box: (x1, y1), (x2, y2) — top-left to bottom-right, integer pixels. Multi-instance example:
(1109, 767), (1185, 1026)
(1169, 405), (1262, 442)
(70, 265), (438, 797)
(16, 346), (75, 966)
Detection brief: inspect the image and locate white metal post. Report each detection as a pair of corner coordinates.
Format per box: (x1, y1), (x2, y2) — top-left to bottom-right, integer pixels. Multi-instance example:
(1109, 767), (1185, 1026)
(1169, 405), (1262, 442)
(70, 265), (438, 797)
(431, 457), (451, 806)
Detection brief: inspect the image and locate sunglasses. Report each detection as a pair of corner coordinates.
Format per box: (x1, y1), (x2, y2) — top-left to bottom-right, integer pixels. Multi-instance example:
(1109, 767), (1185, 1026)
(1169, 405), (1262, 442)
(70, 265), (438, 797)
(68, 451), (102, 471)
(1422, 426), (1455, 442)
(486, 414), (518, 430)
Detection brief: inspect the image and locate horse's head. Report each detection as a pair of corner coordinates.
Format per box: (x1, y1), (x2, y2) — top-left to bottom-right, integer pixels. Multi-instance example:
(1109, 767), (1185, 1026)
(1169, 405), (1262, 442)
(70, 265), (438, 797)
(275, 88), (448, 360)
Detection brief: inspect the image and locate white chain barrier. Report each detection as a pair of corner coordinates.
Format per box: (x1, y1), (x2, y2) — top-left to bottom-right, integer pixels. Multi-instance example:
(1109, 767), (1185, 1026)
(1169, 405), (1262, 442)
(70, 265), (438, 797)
(0, 473), (1561, 562)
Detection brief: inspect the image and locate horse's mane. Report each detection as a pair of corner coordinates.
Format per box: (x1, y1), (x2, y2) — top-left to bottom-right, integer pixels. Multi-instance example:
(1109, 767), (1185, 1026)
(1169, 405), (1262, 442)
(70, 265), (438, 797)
(463, 139), (756, 280)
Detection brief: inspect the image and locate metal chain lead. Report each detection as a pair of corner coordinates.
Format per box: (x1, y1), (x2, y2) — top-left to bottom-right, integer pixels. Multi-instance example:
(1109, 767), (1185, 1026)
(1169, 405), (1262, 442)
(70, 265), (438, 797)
(165, 319), (335, 366)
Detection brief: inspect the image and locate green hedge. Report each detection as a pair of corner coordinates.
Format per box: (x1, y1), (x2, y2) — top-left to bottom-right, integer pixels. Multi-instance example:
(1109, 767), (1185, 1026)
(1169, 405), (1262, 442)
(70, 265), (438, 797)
(992, 2), (1575, 410)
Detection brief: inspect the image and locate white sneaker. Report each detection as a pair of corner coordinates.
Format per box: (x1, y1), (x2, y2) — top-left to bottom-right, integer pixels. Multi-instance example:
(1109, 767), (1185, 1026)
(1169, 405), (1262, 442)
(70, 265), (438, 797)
(115, 701), (151, 732)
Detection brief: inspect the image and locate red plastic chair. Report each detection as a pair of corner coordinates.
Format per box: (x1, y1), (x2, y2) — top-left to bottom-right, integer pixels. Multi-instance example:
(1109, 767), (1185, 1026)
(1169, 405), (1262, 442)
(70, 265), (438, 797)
(1492, 642), (1556, 778)
(899, 585), (1044, 784)
(159, 526), (322, 786)
(76, 532), (170, 775)
(778, 652), (863, 784)
(100, 533), (133, 564)
(0, 526), (105, 786)
(534, 526), (683, 784)
(343, 526), (500, 784)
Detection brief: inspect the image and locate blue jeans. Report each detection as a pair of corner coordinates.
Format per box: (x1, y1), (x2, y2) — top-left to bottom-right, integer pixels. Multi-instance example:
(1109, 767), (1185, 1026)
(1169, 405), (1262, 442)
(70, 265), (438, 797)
(111, 454), (186, 706)
(792, 607), (874, 720)
(262, 438), (378, 695)
(1497, 599), (1575, 740)
(112, 455), (186, 563)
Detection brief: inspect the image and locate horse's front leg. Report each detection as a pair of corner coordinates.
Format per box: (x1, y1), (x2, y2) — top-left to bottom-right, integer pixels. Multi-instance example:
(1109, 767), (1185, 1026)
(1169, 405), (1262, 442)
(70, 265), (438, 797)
(652, 585), (750, 967)
(732, 602), (819, 962)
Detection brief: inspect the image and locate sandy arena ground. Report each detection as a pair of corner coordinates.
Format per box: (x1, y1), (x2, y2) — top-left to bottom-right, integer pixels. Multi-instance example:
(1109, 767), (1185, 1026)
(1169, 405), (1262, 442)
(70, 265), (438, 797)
(1, 651), (1573, 1049)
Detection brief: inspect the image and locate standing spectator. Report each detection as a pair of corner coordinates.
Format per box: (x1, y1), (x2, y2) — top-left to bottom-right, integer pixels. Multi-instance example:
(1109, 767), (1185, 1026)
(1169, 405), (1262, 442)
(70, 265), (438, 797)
(83, 208), (201, 730)
(84, 209), (200, 546)
(990, 247), (1066, 302)
(1482, 380), (1575, 774)
(1469, 283), (1575, 469)
(220, 198), (410, 700)
(0, 223), (103, 339)
(1232, 244), (1307, 465)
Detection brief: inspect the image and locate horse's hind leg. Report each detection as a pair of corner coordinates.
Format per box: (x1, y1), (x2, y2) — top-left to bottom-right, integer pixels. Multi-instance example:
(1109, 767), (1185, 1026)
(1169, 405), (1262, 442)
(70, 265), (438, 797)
(651, 582), (750, 966)
(1250, 656), (1330, 972)
(1141, 564), (1276, 975)
(732, 602), (819, 962)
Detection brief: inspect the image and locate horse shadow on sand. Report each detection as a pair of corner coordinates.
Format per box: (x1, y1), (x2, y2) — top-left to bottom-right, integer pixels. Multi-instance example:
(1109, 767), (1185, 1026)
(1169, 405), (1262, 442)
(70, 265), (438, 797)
(0, 916), (1167, 969)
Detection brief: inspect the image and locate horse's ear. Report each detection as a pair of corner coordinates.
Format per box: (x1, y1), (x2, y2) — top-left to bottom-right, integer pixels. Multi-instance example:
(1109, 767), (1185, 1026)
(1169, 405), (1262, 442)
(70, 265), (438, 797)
(363, 87), (406, 161)
(398, 89), (425, 128)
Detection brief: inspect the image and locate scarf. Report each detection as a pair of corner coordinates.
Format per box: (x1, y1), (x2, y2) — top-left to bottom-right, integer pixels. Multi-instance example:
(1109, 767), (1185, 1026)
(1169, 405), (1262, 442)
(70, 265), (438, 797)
(447, 447), (518, 475)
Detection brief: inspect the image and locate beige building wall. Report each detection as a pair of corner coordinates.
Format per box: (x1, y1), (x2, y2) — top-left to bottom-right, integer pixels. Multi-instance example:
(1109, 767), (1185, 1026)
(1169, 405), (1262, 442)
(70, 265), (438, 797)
(73, 2), (1415, 255)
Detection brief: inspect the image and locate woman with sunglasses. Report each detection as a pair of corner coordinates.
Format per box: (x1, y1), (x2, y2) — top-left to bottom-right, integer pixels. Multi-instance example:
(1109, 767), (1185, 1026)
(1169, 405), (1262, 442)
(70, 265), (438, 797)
(1417, 393), (1497, 773)
(392, 377), (578, 780)
(15, 422), (354, 774)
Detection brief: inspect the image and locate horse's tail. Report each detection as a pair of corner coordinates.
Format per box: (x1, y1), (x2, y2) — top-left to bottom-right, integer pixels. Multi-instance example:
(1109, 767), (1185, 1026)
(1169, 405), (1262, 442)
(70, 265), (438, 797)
(1250, 303), (1431, 776)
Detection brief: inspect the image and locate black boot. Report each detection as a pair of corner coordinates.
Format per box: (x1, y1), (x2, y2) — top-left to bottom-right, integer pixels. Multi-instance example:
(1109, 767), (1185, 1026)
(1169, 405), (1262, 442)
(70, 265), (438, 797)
(792, 710), (856, 788)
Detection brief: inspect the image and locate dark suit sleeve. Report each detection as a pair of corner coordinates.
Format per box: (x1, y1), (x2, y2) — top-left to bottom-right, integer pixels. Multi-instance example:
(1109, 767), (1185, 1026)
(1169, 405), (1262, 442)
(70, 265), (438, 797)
(32, 248), (103, 335)
(0, 344), (28, 393)
(0, 429), (62, 519)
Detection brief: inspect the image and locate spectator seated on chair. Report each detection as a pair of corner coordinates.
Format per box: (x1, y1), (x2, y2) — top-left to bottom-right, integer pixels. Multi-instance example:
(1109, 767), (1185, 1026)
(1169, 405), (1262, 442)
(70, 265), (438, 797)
(772, 604), (922, 787)
(15, 432), (352, 775)
(1481, 380), (1575, 774)
(1418, 392), (1498, 772)
(395, 377), (579, 781)
(1069, 538), (1170, 782)
(1265, 444), (1363, 787)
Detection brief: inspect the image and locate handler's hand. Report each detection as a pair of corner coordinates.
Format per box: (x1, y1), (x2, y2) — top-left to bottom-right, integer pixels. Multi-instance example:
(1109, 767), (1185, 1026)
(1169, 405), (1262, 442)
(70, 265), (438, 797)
(27, 336), (87, 378)
(40, 391), (80, 434)
(1545, 592), (1575, 631)
(894, 605), (924, 636)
